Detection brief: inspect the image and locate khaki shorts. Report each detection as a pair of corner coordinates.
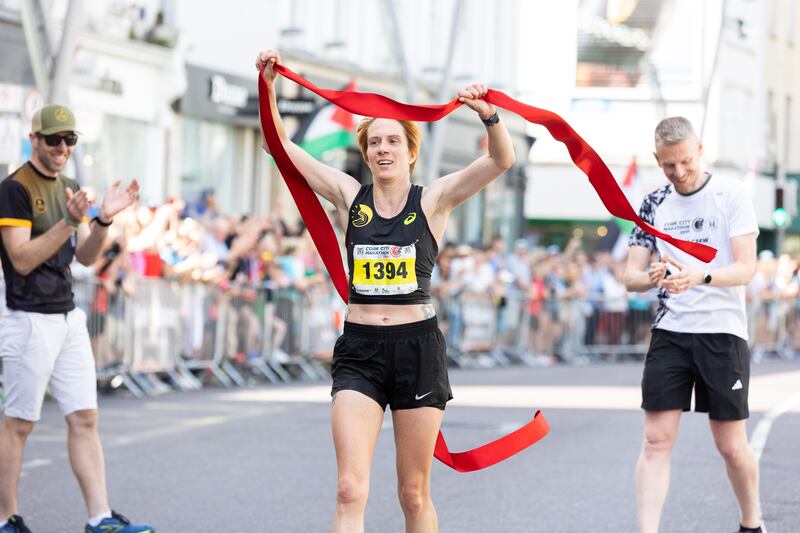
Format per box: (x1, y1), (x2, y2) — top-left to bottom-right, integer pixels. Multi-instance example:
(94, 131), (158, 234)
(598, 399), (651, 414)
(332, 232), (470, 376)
(0, 308), (97, 421)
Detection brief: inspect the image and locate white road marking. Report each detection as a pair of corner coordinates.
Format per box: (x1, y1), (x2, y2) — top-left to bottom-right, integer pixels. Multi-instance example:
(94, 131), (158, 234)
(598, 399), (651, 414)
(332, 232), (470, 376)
(22, 458), (52, 470)
(104, 405), (286, 448)
(20, 404), (286, 469)
(751, 391), (800, 462)
(20, 458), (53, 478)
(220, 371), (800, 413)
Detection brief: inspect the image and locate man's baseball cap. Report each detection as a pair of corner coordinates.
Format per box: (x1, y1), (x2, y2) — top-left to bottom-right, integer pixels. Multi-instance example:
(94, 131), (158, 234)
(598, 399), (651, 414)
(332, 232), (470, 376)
(31, 104), (80, 135)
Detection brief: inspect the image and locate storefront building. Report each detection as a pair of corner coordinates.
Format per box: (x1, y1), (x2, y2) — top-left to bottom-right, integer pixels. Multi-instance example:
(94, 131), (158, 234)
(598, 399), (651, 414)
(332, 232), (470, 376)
(0, 10), (39, 178)
(174, 65), (273, 216)
(67, 31), (182, 204)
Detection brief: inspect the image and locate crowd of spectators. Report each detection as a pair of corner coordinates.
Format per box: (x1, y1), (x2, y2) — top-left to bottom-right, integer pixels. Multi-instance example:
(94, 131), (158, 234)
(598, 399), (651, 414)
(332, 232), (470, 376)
(65, 190), (335, 369)
(434, 237), (800, 360)
(69, 191), (328, 292)
(3, 190), (799, 364)
(432, 237), (654, 361)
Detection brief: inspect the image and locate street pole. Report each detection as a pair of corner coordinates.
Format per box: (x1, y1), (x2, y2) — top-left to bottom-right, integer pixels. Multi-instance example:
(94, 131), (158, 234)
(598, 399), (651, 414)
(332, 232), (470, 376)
(777, 95), (791, 254)
(700, 0), (728, 140)
(423, 1), (463, 186)
(48, 0), (83, 104)
(382, 0), (435, 180)
(382, 0), (417, 105)
(25, 0), (86, 183)
(19, 0), (50, 97)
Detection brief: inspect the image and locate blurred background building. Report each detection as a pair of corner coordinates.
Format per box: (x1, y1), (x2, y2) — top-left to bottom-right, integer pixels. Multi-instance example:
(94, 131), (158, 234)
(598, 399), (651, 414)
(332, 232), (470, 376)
(0, 0), (798, 253)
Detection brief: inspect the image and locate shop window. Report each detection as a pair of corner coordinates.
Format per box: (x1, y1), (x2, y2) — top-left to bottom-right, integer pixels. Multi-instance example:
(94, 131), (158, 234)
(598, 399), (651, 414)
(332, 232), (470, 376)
(576, 0), (659, 88)
(180, 116), (236, 215)
(81, 115), (161, 204)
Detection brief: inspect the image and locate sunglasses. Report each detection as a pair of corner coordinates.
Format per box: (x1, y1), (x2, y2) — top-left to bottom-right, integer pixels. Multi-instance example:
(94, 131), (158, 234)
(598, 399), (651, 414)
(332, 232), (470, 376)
(36, 132), (79, 147)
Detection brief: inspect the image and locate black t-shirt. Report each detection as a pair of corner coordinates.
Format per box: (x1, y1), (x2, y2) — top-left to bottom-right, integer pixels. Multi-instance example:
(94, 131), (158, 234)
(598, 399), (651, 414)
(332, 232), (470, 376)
(346, 184), (438, 304)
(0, 162), (79, 313)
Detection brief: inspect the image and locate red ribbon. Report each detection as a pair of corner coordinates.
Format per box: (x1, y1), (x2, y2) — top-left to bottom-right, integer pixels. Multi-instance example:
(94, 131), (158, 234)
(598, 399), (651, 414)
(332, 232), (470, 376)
(258, 64), (714, 472)
(434, 410), (550, 473)
(263, 64), (717, 264)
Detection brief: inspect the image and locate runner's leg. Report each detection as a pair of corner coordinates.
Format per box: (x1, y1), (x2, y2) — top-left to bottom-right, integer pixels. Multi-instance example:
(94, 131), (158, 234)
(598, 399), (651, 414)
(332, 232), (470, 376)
(393, 406), (444, 533)
(709, 419), (760, 529)
(331, 390), (384, 533)
(636, 409), (682, 533)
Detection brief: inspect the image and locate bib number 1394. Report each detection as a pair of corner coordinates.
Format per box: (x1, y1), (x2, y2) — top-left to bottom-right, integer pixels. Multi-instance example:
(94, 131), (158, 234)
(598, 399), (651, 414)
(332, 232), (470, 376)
(352, 244), (418, 295)
(362, 260), (408, 280)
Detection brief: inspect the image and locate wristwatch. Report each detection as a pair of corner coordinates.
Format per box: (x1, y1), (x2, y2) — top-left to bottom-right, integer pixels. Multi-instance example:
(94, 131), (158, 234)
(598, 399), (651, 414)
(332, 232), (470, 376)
(481, 112), (500, 127)
(703, 271), (712, 284)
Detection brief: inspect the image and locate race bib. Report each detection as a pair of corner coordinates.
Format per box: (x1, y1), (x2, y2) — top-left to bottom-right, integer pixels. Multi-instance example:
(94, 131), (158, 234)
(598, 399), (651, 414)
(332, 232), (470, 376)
(352, 244), (417, 295)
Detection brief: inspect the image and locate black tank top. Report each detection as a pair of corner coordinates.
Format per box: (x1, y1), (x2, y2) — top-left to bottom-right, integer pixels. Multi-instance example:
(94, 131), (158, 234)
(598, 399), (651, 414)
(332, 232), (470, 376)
(346, 184), (438, 304)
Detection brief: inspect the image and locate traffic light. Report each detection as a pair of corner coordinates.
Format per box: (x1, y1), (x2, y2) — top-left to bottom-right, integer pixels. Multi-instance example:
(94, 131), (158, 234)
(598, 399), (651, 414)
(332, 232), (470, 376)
(773, 186), (788, 227)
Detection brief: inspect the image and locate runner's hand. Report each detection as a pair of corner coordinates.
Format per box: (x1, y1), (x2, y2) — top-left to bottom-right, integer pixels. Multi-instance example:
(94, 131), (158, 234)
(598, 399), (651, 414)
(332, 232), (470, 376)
(458, 83), (496, 120)
(663, 255), (703, 294)
(256, 50), (281, 82)
(648, 257), (668, 288)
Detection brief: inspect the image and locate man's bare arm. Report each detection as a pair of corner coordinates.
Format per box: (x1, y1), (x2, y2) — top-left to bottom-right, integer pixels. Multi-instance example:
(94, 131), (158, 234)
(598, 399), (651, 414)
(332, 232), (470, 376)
(624, 245), (662, 292)
(1, 223), (76, 276)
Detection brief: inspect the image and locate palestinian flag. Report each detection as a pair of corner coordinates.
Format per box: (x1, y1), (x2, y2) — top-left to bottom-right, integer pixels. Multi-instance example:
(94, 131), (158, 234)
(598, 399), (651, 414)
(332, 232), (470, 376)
(292, 81), (357, 159)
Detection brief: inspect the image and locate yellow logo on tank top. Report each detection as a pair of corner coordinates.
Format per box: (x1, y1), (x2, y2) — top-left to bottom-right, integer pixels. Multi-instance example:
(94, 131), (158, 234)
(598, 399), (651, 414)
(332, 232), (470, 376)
(403, 212), (417, 225)
(352, 203), (373, 228)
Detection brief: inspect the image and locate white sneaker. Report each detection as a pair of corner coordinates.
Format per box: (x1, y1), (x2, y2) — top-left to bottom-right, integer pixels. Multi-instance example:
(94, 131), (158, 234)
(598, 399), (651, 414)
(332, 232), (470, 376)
(271, 349), (290, 364)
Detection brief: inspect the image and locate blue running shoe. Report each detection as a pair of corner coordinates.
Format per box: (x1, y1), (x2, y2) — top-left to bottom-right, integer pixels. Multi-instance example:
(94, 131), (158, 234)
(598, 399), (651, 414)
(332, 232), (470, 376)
(0, 515), (33, 533)
(84, 511), (154, 533)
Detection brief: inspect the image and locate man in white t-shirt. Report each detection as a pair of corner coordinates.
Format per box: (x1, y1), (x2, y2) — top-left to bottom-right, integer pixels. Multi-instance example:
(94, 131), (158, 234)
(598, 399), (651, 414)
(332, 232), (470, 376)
(624, 117), (761, 533)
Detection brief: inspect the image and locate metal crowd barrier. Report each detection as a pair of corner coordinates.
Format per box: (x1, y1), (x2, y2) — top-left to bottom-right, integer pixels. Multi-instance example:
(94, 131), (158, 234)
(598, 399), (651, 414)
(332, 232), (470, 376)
(435, 290), (800, 366)
(748, 295), (800, 360)
(434, 291), (659, 367)
(68, 278), (338, 397)
(2, 278), (799, 403)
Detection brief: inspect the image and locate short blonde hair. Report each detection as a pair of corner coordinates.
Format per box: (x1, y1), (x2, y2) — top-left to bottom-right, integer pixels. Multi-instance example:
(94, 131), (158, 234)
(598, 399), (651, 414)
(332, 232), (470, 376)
(356, 118), (422, 175)
(655, 116), (697, 146)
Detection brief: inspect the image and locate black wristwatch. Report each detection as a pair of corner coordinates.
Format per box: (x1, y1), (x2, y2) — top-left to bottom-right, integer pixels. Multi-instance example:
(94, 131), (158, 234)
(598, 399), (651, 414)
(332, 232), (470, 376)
(703, 272), (712, 284)
(481, 112), (499, 127)
(91, 215), (112, 227)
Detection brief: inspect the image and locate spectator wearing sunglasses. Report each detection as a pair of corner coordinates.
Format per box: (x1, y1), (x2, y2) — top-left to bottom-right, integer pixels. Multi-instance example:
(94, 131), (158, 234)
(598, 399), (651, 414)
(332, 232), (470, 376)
(0, 105), (154, 533)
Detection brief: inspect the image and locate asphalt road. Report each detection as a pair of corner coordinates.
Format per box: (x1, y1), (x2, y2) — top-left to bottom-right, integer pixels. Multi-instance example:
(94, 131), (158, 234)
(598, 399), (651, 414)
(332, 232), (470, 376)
(14, 359), (800, 532)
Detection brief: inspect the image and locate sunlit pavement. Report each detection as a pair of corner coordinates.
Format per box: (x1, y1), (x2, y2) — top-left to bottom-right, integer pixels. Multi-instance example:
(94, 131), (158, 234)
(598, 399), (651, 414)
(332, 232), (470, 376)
(16, 359), (800, 532)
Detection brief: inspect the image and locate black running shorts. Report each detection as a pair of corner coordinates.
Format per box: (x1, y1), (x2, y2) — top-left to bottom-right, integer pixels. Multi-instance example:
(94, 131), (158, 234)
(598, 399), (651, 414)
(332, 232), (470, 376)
(641, 329), (750, 421)
(331, 317), (453, 411)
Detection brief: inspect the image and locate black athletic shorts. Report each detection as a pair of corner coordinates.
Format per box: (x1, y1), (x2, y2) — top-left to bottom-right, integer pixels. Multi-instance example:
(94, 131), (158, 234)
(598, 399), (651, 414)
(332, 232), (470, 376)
(331, 317), (453, 411)
(642, 329), (750, 421)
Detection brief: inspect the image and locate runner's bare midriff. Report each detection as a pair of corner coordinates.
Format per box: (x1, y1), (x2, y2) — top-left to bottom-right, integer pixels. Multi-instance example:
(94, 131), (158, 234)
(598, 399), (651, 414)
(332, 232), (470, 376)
(345, 303), (436, 325)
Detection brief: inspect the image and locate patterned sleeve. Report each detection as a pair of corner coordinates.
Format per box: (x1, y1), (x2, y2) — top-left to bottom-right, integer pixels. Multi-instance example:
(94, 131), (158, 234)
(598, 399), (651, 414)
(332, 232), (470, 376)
(628, 193), (657, 252)
(0, 180), (32, 228)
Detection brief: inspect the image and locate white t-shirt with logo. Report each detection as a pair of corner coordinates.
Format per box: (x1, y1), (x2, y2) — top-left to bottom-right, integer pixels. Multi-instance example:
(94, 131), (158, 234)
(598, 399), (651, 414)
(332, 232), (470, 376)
(628, 174), (759, 340)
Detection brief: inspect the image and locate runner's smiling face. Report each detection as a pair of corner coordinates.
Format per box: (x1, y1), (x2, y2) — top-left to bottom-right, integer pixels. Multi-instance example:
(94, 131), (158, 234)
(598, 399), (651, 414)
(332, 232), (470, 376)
(365, 119), (415, 182)
(654, 138), (704, 194)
